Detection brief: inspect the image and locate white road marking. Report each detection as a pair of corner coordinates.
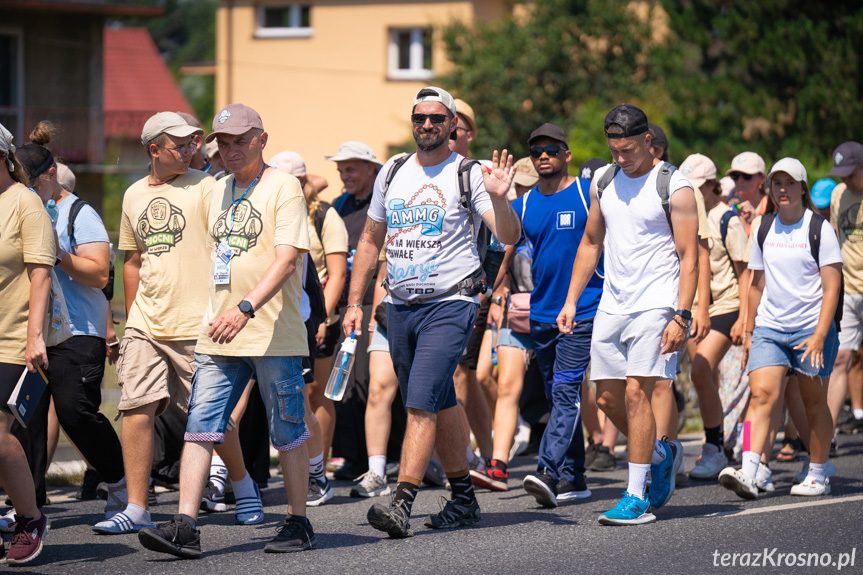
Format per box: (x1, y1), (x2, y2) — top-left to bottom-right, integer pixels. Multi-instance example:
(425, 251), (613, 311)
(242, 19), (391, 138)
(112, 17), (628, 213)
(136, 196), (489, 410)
(702, 494), (863, 518)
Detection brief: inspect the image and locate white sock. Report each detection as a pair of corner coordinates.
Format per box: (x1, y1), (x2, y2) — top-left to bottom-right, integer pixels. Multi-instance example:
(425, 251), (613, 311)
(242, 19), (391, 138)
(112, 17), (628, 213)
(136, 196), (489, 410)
(808, 461), (827, 483)
(627, 463), (650, 500)
(209, 454), (228, 493)
(854, 409), (863, 420)
(122, 503), (149, 524)
(741, 451), (760, 480)
(650, 439), (667, 465)
(466, 446), (476, 464)
(309, 452), (325, 481)
(232, 471), (257, 501)
(368, 455), (387, 479)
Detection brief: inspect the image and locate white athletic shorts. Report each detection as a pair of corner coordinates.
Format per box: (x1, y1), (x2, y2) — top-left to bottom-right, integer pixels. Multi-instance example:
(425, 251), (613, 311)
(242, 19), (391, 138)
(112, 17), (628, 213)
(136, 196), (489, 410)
(838, 292), (863, 351)
(589, 308), (681, 381)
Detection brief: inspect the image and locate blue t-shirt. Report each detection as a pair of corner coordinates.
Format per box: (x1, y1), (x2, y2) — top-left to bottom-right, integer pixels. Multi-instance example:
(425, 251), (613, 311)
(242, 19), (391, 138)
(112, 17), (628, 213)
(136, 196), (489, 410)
(512, 178), (604, 322)
(55, 194), (110, 338)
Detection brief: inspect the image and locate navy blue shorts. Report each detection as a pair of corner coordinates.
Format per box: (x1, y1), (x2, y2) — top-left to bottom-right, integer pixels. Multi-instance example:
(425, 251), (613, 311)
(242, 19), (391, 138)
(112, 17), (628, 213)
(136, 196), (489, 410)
(387, 300), (478, 413)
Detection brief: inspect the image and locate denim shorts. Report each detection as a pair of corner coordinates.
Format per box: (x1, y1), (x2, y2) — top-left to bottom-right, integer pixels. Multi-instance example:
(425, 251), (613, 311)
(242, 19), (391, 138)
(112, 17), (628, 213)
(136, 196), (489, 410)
(185, 354), (309, 451)
(496, 326), (534, 351)
(368, 323), (389, 353)
(748, 324), (839, 378)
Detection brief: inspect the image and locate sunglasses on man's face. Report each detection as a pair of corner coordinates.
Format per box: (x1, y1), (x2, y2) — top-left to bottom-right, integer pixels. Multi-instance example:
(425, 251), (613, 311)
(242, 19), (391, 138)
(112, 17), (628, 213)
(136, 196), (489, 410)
(729, 172), (755, 181)
(529, 145), (567, 159)
(411, 113), (450, 125)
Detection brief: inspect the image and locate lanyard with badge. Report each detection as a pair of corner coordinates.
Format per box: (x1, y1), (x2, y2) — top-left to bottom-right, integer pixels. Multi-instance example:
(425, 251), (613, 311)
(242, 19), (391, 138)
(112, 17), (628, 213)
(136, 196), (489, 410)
(214, 165), (266, 285)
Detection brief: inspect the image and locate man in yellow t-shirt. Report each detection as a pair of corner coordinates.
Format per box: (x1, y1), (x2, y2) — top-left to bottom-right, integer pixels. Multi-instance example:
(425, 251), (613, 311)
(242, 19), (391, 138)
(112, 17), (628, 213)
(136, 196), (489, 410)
(95, 112), (212, 536)
(828, 141), (863, 438)
(137, 104), (315, 558)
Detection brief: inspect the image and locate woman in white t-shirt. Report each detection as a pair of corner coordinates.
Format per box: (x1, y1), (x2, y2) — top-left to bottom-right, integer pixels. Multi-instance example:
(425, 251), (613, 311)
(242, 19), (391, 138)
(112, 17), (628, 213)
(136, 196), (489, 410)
(719, 158), (843, 499)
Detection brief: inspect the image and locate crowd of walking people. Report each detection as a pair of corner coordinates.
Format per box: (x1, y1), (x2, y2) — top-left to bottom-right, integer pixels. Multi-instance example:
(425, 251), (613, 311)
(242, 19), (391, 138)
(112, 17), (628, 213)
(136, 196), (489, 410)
(0, 86), (860, 563)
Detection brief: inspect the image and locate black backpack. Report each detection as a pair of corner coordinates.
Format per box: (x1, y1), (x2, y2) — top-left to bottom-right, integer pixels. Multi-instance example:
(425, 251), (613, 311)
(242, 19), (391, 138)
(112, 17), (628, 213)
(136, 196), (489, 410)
(304, 203), (330, 330)
(596, 161), (676, 230)
(756, 211), (843, 331)
(68, 198), (114, 300)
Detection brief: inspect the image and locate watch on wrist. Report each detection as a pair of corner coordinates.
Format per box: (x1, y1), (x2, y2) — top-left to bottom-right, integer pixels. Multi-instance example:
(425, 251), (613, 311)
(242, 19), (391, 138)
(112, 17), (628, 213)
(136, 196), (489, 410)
(238, 300), (255, 318)
(675, 309), (692, 322)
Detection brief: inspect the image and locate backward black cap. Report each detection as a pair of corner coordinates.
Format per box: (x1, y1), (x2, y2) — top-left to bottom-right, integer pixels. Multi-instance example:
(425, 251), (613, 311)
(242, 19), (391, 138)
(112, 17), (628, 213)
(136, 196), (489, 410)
(604, 104), (649, 139)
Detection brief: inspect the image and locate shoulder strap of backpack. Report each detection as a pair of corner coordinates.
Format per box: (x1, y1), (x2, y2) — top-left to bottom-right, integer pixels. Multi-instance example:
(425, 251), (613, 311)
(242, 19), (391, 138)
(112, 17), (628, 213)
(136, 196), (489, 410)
(808, 211), (825, 266)
(655, 161), (675, 229)
(521, 189), (530, 222)
(67, 198), (89, 247)
(756, 212), (776, 254)
(457, 157), (479, 212)
(381, 153), (413, 199)
(313, 201), (330, 243)
(333, 193), (349, 214)
(595, 164), (620, 201)
(719, 209), (736, 252)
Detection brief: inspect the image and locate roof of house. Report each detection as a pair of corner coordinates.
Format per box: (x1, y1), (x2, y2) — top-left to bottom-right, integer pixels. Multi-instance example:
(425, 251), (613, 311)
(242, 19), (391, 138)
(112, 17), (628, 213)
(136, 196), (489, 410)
(104, 27), (195, 139)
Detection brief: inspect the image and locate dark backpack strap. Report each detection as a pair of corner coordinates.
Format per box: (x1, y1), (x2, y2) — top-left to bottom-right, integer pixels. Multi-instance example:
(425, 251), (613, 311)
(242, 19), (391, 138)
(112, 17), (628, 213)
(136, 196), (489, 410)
(333, 193), (349, 215)
(67, 198), (89, 249)
(381, 153), (413, 198)
(595, 164), (620, 201)
(456, 157), (487, 263)
(808, 211), (825, 266)
(314, 201), (330, 244)
(655, 161), (675, 229)
(719, 209), (736, 252)
(756, 212), (776, 254)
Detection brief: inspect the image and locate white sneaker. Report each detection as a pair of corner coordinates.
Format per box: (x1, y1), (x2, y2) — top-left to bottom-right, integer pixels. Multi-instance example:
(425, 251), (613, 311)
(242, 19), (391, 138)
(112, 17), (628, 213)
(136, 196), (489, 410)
(0, 510), (16, 533)
(509, 416), (531, 461)
(718, 467), (758, 500)
(689, 443), (728, 479)
(790, 476), (831, 496)
(755, 463), (775, 492)
(793, 459), (836, 484)
(349, 470), (391, 498)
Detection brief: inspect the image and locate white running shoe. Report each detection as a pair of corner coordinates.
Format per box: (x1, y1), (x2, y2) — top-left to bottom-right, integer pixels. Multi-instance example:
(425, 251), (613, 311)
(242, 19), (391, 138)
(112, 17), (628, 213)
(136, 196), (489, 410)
(689, 443), (728, 480)
(790, 476), (831, 496)
(350, 470), (391, 498)
(509, 416), (531, 461)
(718, 467), (758, 500)
(793, 459), (836, 484)
(755, 463), (775, 492)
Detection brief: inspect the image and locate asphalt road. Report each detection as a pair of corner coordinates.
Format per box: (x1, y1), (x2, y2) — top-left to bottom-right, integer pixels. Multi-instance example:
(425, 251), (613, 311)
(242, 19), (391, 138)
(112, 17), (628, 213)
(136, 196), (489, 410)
(9, 433), (863, 575)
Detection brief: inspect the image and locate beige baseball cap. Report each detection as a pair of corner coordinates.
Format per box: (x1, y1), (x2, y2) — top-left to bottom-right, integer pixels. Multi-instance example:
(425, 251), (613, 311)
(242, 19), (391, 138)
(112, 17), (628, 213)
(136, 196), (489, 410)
(141, 111), (203, 145)
(206, 103), (264, 143)
(512, 157), (539, 187)
(680, 153), (717, 189)
(323, 141), (382, 167)
(767, 157), (809, 191)
(205, 139), (220, 159)
(269, 150), (306, 177)
(56, 162), (76, 193)
(413, 86), (457, 116)
(726, 151), (766, 176)
(454, 99), (477, 134)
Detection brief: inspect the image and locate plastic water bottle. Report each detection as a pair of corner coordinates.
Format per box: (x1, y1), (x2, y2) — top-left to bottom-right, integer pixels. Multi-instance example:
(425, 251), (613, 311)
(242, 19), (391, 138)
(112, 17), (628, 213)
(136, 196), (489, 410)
(324, 332), (357, 401)
(45, 199), (59, 224)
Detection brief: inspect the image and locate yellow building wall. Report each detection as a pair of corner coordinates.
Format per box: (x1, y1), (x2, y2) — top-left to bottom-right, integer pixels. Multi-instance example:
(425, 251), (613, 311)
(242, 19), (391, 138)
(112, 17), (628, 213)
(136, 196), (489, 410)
(215, 0), (509, 200)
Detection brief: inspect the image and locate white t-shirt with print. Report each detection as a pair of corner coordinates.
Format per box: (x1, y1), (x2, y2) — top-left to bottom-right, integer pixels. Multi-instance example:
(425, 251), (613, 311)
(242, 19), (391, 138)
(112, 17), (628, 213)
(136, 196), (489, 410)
(368, 152), (492, 304)
(749, 210), (843, 331)
(595, 163), (694, 314)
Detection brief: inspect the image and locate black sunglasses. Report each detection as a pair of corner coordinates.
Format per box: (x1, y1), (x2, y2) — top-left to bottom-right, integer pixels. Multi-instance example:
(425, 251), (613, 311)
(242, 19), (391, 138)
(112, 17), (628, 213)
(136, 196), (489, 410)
(411, 113), (450, 125)
(529, 145), (567, 158)
(729, 172), (755, 181)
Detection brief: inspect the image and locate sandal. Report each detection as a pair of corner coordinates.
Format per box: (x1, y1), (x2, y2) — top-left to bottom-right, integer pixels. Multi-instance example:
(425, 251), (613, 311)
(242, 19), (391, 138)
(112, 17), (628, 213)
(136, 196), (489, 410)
(777, 437), (801, 462)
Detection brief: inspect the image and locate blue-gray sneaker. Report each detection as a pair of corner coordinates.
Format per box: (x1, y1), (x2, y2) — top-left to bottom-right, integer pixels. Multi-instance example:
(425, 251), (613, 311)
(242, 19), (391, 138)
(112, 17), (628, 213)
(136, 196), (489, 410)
(648, 438), (682, 509)
(598, 491), (656, 525)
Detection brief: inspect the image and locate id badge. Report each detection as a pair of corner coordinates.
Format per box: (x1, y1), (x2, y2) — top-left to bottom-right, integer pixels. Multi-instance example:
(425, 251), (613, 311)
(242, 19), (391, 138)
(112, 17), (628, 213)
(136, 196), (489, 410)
(213, 258), (231, 285)
(51, 297), (62, 329)
(216, 240), (234, 264)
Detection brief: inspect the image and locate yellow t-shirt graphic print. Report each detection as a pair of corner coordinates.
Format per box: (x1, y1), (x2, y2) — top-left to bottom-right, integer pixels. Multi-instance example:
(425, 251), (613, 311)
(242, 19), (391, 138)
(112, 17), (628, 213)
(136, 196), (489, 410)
(136, 197), (187, 254)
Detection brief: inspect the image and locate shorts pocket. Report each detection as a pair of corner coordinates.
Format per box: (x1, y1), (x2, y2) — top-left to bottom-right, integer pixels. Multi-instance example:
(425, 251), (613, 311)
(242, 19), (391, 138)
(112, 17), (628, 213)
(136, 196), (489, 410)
(79, 363), (104, 387)
(275, 375), (304, 423)
(115, 338), (131, 386)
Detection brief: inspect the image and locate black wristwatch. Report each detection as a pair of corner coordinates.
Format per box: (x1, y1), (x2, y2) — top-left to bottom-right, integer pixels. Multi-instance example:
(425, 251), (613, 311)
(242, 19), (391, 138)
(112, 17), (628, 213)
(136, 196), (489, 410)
(675, 309), (692, 322)
(238, 300), (255, 318)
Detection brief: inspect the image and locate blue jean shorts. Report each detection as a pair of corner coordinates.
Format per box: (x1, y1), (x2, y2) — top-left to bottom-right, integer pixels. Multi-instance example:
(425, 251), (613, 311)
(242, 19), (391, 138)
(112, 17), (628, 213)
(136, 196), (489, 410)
(748, 324), (839, 378)
(496, 326), (534, 351)
(185, 354), (309, 451)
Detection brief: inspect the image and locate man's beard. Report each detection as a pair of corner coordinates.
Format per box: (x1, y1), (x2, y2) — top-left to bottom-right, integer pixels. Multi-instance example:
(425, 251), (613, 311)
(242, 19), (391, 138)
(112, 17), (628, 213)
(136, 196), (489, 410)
(414, 129), (448, 152)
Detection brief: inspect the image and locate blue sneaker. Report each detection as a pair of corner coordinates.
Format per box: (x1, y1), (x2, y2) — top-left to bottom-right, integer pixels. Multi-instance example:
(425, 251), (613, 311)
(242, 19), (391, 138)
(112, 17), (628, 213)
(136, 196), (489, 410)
(648, 438), (682, 509)
(92, 511), (155, 534)
(235, 482), (264, 525)
(598, 492), (656, 525)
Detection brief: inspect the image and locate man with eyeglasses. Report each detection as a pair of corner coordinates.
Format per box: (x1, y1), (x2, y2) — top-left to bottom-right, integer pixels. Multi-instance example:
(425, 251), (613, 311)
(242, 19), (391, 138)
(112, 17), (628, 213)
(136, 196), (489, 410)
(343, 86), (520, 538)
(94, 112), (215, 535)
(509, 123), (603, 507)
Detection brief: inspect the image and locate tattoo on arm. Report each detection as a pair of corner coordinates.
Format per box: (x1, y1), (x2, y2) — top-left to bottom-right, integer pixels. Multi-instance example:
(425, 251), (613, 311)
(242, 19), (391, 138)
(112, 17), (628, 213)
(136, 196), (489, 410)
(365, 218), (378, 234)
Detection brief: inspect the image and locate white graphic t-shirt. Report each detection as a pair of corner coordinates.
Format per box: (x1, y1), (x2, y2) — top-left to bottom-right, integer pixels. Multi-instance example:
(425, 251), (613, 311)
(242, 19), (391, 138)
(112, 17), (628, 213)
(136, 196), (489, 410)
(368, 152), (492, 304)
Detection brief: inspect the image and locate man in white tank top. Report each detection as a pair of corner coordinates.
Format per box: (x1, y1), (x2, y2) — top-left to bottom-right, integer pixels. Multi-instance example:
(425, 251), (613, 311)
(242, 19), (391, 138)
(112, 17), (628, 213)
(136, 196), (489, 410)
(557, 104), (700, 525)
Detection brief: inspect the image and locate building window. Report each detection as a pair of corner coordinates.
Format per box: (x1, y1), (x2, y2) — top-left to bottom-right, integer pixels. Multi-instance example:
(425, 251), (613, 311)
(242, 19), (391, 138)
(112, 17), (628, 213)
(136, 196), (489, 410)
(255, 4), (312, 39)
(388, 28), (433, 81)
(0, 29), (23, 138)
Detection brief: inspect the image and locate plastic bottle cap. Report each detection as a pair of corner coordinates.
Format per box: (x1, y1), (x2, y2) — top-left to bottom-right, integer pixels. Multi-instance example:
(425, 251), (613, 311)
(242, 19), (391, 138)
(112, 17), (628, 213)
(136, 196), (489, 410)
(341, 336), (357, 354)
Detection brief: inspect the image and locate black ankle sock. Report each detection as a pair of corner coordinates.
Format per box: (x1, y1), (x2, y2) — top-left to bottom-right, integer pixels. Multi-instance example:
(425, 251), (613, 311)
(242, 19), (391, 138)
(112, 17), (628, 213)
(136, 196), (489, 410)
(394, 481), (420, 516)
(705, 426), (723, 448)
(448, 472), (476, 504)
(177, 514), (197, 529)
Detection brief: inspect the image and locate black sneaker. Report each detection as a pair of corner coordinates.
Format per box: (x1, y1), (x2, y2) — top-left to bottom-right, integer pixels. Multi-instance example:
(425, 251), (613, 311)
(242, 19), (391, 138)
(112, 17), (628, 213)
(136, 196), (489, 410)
(589, 445), (617, 472)
(830, 439), (839, 458)
(584, 440), (598, 469)
(149, 483), (158, 506)
(838, 416), (863, 435)
(138, 516), (201, 559)
(523, 472), (558, 508)
(556, 477), (592, 501)
(367, 497), (413, 538)
(264, 516), (316, 553)
(78, 469), (101, 500)
(200, 481), (227, 512)
(423, 495), (480, 530)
